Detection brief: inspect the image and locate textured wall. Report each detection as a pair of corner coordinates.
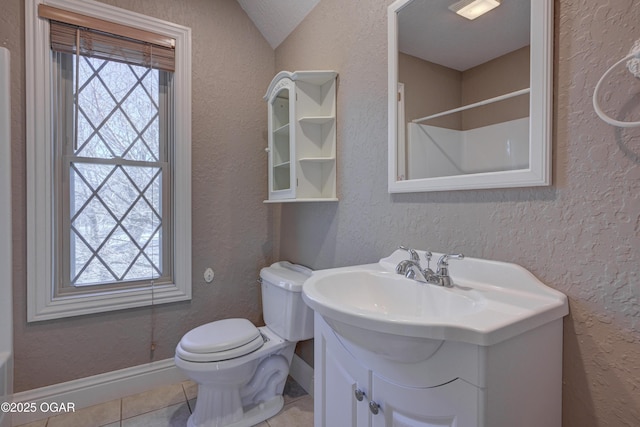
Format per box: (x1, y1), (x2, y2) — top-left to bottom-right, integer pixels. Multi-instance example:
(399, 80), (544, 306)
(4, 0), (276, 391)
(276, 0), (640, 426)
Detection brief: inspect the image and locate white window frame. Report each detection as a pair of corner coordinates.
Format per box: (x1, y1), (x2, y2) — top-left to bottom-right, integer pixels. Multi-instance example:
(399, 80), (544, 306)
(26, 0), (192, 322)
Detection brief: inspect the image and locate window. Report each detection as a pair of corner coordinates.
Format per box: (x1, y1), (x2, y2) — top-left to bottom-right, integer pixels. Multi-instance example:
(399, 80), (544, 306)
(58, 52), (170, 291)
(26, 0), (192, 321)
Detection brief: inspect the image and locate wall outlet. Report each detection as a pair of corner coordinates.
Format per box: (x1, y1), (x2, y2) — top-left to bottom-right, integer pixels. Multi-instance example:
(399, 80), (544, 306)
(204, 268), (214, 283)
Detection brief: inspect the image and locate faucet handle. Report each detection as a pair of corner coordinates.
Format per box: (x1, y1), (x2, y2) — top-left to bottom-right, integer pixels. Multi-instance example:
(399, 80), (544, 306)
(435, 253), (464, 288)
(398, 246), (420, 263)
(437, 253), (464, 269)
(424, 251), (433, 270)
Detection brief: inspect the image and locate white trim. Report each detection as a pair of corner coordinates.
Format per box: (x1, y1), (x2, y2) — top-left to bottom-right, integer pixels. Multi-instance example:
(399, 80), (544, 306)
(289, 354), (314, 397)
(0, 45), (13, 427)
(397, 82), (406, 181)
(0, 51), (11, 427)
(10, 355), (315, 426)
(26, 0), (192, 321)
(11, 358), (187, 426)
(387, 0), (553, 193)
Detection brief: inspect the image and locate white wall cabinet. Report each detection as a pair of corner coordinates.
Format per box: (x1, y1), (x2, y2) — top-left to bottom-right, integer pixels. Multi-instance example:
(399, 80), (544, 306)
(314, 313), (563, 427)
(264, 71), (338, 202)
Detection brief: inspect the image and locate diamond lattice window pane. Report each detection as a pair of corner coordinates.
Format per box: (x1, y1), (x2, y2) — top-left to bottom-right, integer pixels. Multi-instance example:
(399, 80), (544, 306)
(144, 173), (161, 214)
(140, 117), (160, 161)
(75, 257), (115, 286)
(72, 196), (116, 251)
(125, 138), (156, 162)
(101, 109), (139, 157)
(73, 163), (115, 191)
(77, 134), (113, 159)
(121, 83), (157, 134)
(124, 253), (161, 281)
(78, 73), (116, 129)
(97, 226), (139, 280)
(78, 57), (104, 89)
(122, 197), (161, 248)
(123, 165), (159, 192)
(98, 167), (139, 220)
(76, 113), (97, 153)
(144, 230), (162, 270)
(130, 64), (150, 80)
(70, 171), (94, 217)
(70, 230), (94, 282)
(95, 60), (137, 104)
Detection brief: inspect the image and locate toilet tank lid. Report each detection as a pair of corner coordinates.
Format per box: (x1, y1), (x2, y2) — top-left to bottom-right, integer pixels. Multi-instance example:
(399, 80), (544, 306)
(260, 261), (313, 292)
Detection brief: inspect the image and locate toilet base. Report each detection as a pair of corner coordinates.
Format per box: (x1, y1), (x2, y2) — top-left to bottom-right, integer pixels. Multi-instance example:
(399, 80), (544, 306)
(187, 395), (284, 427)
(177, 327), (296, 427)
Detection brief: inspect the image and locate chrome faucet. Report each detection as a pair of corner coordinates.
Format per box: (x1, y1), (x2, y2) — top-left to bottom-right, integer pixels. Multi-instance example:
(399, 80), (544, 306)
(396, 259), (428, 282)
(395, 247), (463, 288)
(431, 253), (464, 287)
(398, 246), (421, 263)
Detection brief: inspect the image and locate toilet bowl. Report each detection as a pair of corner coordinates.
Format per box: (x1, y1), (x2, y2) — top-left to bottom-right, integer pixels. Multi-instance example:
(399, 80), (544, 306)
(174, 262), (314, 427)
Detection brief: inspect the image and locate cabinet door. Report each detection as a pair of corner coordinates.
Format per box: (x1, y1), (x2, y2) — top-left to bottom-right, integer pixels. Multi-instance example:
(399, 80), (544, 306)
(371, 374), (480, 427)
(322, 344), (370, 427)
(267, 81), (295, 200)
(316, 314), (370, 427)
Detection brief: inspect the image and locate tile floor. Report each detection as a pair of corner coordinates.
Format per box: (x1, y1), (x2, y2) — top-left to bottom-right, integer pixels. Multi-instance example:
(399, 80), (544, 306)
(16, 377), (313, 427)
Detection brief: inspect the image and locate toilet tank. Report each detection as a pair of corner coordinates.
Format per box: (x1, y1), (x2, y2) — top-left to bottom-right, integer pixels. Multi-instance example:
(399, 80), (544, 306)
(260, 262), (314, 342)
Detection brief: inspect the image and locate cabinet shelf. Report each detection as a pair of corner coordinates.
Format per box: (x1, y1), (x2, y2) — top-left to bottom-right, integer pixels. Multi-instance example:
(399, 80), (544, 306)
(273, 161), (291, 168)
(299, 157), (335, 163)
(292, 71), (337, 86)
(299, 116), (335, 125)
(263, 197), (338, 203)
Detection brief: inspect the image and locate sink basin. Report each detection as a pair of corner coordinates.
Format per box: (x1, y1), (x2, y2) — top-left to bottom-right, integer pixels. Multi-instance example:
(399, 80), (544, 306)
(302, 249), (568, 362)
(310, 270), (485, 319)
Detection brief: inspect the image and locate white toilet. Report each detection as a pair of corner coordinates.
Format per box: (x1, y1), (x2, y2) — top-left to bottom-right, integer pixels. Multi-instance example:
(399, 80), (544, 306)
(174, 262), (314, 427)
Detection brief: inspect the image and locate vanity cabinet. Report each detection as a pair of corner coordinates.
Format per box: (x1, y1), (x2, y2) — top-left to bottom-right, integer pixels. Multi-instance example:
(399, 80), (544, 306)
(315, 314), (478, 427)
(264, 70), (338, 202)
(314, 313), (563, 427)
(369, 375), (478, 427)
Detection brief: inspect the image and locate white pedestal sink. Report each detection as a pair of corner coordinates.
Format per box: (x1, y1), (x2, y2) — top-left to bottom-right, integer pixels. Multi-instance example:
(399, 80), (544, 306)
(302, 249), (569, 427)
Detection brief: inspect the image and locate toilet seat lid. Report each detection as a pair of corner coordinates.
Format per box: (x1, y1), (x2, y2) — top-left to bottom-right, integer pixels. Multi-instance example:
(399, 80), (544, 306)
(179, 318), (261, 354)
(176, 334), (264, 362)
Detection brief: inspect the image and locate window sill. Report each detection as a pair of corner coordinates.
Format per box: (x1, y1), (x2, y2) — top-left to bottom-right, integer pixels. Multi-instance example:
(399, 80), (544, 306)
(28, 282), (191, 322)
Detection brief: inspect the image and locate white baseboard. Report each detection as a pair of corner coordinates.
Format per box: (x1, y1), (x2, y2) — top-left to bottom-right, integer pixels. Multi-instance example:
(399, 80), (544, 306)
(289, 354), (314, 397)
(11, 354), (315, 426)
(11, 358), (186, 426)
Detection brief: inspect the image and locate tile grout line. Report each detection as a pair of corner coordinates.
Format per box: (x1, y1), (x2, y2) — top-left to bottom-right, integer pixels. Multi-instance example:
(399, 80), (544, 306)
(181, 382), (193, 414)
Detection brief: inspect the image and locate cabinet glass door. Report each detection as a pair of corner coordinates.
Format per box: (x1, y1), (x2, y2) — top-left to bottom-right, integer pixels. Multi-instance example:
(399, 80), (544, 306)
(268, 85), (295, 199)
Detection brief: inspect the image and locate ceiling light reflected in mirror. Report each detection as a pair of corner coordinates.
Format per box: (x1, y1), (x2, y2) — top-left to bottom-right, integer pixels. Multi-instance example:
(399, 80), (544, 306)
(449, 0), (501, 20)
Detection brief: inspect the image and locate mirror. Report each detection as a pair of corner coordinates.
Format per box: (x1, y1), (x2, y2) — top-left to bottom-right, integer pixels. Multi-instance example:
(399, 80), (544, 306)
(388, 0), (552, 193)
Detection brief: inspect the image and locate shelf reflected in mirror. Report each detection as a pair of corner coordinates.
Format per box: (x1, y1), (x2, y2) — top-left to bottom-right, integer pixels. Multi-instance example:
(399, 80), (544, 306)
(388, 0), (553, 193)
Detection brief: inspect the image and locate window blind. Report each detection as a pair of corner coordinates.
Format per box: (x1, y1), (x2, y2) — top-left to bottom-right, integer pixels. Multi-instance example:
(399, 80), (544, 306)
(38, 4), (175, 72)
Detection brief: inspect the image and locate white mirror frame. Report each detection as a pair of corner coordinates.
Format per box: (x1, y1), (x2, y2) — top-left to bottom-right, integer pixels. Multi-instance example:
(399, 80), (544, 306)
(388, 0), (553, 193)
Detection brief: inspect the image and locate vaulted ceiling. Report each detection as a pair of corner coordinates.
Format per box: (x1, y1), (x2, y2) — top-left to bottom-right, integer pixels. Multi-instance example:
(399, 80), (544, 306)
(237, 0), (530, 71)
(236, 0), (321, 49)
